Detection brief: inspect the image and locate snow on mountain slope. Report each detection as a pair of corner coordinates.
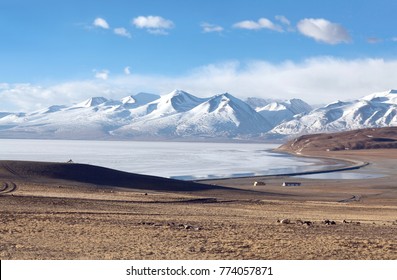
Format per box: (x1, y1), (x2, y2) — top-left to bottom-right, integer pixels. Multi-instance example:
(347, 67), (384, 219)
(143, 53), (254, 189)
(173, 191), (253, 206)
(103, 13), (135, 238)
(0, 105), (123, 139)
(0, 90), (219, 139)
(0, 92), (160, 139)
(30, 105), (67, 115)
(0, 112), (25, 131)
(120, 92), (160, 109)
(72, 97), (109, 108)
(272, 90), (397, 135)
(120, 90), (209, 121)
(362, 89), (397, 103)
(106, 90), (207, 138)
(256, 99), (312, 127)
(286, 99), (313, 115)
(176, 93), (272, 137)
(245, 97), (273, 110)
(111, 92), (271, 138)
(2, 88), (394, 140)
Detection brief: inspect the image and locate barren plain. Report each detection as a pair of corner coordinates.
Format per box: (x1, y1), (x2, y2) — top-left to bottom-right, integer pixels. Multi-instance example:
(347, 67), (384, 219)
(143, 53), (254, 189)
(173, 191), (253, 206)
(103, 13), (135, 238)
(1, 147), (397, 260)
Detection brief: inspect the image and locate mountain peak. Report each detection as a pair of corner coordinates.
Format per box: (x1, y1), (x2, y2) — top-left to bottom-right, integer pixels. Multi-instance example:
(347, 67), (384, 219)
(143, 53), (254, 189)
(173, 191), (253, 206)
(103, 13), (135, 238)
(132, 92), (160, 105)
(161, 90), (207, 113)
(245, 97), (272, 110)
(362, 89), (397, 103)
(168, 89), (190, 97)
(121, 96), (136, 104)
(180, 92), (271, 136)
(76, 97), (108, 108)
(211, 92), (237, 102)
(220, 92), (234, 99)
(323, 100), (349, 109)
(120, 93), (160, 109)
(262, 102), (287, 111)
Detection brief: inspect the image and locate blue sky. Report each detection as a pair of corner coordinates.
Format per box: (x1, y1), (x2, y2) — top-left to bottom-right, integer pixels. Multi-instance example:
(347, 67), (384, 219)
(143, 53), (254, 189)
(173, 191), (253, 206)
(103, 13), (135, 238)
(1, 0), (397, 111)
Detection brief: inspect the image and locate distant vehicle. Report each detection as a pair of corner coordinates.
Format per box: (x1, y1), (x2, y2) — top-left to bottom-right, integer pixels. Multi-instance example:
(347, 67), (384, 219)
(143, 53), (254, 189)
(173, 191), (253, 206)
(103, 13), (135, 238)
(253, 181), (266, 186)
(282, 182), (301, 186)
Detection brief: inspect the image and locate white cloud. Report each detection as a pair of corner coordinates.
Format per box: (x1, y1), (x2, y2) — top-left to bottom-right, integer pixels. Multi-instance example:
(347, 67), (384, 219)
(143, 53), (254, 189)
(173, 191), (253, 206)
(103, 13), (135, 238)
(114, 27), (131, 38)
(3, 58), (397, 112)
(201, 23), (223, 33)
(233, 18), (283, 32)
(367, 37), (383, 44)
(147, 29), (169, 35)
(132, 15), (174, 34)
(124, 66), (131, 75)
(297, 18), (351, 44)
(275, 15), (294, 32)
(275, 15), (290, 26)
(94, 69), (109, 80)
(93, 17), (110, 29)
(0, 81), (129, 112)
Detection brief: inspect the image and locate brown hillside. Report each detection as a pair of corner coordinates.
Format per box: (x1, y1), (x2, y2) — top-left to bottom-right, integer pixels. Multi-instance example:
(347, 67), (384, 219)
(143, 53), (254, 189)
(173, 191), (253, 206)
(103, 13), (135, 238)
(0, 160), (221, 192)
(277, 127), (397, 154)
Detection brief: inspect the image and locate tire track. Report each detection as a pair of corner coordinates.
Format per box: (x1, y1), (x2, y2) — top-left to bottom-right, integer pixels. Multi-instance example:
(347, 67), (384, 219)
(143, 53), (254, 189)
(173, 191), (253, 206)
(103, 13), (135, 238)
(338, 194), (361, 203)
(0, 181), (17, 195)
(0, 181), (7, 192)
(2, 162), (22, 178)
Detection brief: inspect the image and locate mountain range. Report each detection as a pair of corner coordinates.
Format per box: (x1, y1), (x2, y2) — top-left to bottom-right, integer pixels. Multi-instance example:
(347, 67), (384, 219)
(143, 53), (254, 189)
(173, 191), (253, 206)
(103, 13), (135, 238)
(0, 89), (396, 140)
(272, 89), (397, 136)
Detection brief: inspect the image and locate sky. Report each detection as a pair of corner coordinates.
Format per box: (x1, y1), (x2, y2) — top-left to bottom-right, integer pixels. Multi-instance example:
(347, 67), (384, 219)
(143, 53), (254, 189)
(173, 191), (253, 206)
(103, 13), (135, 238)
(1, 0), (397, 111)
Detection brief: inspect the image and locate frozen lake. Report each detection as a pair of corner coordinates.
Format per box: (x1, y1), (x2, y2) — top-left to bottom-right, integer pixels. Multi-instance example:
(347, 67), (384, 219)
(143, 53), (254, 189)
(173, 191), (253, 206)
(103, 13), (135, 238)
(0, 139), (343, 180)
(295, 172), (385, 180)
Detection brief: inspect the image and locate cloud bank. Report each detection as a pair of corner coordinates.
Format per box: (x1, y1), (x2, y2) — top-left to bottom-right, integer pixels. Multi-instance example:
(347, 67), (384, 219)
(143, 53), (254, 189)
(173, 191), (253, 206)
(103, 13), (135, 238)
(2, 57), (397, 112)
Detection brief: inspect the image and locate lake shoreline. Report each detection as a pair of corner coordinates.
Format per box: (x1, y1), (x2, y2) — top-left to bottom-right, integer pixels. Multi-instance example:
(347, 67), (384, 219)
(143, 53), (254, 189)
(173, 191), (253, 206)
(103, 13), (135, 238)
(196, 150), (369, 182)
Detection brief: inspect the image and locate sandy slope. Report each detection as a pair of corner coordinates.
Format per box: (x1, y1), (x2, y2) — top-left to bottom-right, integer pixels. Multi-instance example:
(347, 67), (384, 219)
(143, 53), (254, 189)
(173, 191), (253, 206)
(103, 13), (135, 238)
(1, 149), (397, 260)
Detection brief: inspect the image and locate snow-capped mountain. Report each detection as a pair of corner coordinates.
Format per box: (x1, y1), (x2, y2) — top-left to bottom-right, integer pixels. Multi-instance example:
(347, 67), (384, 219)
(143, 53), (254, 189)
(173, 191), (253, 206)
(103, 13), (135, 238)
(0, 90), (272, 140)
(0, 93), (160, 139)
(111, 92), (271, 138)
(272, 89), (397, 135)
(1, 89), (395, 140)
(175, 93), (271, 137)
(129, 90), (208, 120)
(256, 99), (312, 127)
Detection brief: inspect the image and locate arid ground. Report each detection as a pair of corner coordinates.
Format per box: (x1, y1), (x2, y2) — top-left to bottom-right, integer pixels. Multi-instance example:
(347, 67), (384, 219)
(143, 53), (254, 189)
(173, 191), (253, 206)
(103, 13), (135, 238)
(1, 148), (396, 260)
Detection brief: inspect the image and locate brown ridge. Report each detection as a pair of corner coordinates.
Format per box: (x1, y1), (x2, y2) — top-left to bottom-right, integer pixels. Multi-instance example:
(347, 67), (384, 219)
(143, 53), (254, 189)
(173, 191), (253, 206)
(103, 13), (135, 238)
(0, 160), (221, 192)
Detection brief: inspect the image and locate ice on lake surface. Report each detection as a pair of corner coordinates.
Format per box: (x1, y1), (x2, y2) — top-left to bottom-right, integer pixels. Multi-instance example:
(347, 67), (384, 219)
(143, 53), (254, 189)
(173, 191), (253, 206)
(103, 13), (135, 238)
(0, 139), (344, 180)
(295, 172), (385, 180)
